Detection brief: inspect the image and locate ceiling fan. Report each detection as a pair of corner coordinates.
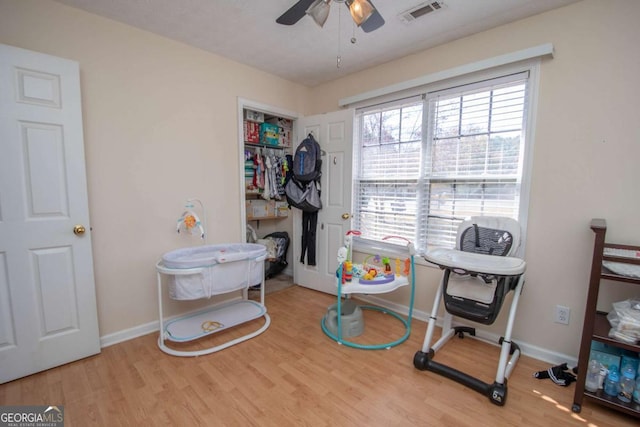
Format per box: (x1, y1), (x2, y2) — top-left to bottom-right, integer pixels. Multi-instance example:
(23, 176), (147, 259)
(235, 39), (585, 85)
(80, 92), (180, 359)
(276, 0), (385, 33)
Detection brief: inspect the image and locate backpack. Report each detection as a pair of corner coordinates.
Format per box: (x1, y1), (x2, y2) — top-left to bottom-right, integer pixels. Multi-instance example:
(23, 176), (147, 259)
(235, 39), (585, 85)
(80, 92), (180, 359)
(285, 178), (322, 212)
(292, 134), (322, 183)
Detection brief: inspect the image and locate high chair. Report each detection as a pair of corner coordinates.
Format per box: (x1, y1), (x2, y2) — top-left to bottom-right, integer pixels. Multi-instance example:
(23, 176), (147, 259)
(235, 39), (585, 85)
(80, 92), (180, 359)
(413, 216), (526, 405)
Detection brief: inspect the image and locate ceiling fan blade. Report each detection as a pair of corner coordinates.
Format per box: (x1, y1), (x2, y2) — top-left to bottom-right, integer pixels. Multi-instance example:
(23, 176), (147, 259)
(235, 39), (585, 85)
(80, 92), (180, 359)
(361, 1), (385, 33)
(276, 0), (317, 25)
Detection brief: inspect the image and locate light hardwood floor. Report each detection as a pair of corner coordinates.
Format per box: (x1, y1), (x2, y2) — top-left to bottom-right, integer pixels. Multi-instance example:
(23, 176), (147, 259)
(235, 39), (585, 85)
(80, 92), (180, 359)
(1, 285), (637, 426)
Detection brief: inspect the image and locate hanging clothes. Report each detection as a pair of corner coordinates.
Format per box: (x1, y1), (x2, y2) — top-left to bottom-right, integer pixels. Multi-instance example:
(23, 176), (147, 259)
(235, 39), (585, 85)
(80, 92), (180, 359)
(267, 152), (280, 200)
(262, 153), (271, 200)
(253, 149), (265, 191)
(300, 210), (318, 266)
(274, 155), (286, 198)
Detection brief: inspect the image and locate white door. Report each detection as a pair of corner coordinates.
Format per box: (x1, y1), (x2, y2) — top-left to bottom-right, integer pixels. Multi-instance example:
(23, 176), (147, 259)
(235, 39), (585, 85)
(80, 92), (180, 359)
(0, 44), (100, 384)
(294, 109), (354, 294)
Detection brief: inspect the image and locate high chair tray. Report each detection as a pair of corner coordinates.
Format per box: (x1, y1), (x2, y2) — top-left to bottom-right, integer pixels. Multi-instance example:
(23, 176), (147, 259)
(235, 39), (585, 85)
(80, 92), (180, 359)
(424, 248), (526, 276)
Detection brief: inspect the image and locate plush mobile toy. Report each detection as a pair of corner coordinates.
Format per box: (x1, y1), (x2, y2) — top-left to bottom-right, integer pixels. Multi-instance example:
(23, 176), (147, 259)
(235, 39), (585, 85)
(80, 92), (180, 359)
(177, 209), (205, 240)
(183, 214), (197, 230)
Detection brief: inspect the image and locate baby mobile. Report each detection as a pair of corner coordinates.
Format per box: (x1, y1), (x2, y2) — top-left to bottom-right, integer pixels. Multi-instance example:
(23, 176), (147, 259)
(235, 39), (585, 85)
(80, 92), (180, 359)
(176, 198), (206, 242)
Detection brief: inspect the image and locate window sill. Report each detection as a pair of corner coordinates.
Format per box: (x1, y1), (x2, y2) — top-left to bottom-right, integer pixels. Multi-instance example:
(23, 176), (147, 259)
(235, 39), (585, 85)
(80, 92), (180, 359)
(351, 238), (440, 269)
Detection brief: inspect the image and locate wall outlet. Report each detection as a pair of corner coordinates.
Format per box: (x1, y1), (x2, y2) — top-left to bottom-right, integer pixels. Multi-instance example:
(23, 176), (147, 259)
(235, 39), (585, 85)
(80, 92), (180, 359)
(555, 305), (571, 325)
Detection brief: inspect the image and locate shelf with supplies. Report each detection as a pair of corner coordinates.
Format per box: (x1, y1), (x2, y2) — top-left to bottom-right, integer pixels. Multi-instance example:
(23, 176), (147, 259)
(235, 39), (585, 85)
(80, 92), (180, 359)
(246, 198), (289, 221)
(572, 218), (640, 418)
(243, 108), (292, 223)
(244, 141), (289, 150)
(243, 109), (292, 149)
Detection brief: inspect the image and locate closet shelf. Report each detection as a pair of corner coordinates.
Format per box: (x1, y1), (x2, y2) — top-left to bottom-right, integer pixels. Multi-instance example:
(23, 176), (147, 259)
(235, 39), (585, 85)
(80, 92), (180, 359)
(244, 141), (288, 149)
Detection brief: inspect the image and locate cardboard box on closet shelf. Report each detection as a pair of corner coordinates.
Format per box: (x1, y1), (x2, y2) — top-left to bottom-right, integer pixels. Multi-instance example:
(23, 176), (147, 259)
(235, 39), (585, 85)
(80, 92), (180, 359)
(265, 117), (292, 129)
(247, 199), (275, 219)
(275, 201), (289, 217)
(278, 127), (291, 147)
(244, 109), (264, 123)
(265, 117), (292, 147)
(244, 120), (260, 143)
(260, 123), (279, 146)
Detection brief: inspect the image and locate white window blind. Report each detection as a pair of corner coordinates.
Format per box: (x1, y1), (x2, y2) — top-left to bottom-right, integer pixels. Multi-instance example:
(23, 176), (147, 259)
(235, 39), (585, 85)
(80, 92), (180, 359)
(353, 72), (530, 252)
(353, 96), (427, 247)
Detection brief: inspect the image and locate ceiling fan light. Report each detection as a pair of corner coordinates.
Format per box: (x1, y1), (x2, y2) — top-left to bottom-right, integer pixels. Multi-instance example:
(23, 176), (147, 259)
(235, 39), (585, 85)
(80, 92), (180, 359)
(347, 0), (375, 26)
(306, 0), (331, 28)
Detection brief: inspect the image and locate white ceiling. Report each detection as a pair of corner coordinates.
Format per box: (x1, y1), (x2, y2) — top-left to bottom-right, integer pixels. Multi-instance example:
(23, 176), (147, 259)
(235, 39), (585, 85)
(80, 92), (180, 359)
(53, 0), (579, 87)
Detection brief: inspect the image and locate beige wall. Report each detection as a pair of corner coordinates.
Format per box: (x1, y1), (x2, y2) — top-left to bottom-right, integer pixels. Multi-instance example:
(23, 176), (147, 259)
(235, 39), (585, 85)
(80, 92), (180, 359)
(308, 0), (640, 359)
(1, 0), (638, 360)
(0, 0), (308, 335)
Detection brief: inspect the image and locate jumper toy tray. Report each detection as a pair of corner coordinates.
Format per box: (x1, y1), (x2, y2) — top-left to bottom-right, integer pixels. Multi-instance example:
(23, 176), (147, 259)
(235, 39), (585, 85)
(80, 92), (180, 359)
(340, 274), (409, 295)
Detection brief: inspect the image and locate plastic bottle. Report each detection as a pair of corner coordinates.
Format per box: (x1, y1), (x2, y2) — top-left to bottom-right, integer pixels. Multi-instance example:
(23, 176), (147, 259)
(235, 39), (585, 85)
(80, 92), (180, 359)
(617, 365), (636, 403)
(603, 365), (620, 397)
(584, 359), (601, 393)
(633, 375), (640, 404)
(598, 364), (608, 389)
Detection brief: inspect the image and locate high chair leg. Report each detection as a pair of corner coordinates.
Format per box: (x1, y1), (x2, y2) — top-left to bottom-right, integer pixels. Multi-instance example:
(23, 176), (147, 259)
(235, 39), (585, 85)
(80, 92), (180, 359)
(420, 270), (447, 354)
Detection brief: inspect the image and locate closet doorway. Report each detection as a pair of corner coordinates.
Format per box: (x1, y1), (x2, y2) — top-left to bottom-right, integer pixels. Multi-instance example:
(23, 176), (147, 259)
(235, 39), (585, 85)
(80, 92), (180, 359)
(237, 100), (354, 294)
(237, 99), (298, 277)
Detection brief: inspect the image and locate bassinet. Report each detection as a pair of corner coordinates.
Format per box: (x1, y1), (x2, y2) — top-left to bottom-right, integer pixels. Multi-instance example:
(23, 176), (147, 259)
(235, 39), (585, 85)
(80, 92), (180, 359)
(162, 243), (266, 299)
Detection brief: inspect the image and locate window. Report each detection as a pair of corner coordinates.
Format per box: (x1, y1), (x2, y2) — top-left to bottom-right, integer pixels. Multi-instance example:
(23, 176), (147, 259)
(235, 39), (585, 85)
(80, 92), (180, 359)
(353, 72), (531, 252)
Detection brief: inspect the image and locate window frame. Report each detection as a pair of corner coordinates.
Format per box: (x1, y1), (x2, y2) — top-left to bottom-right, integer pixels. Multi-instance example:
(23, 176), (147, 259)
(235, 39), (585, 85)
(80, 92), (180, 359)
(351, 60), (540, 258)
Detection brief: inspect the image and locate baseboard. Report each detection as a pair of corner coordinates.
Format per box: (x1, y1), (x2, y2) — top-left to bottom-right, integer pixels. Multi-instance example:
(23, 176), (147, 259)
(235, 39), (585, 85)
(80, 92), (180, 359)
(357, 294), (578, 367)
(101, 291), (577, 367)
(101, 320), (158, 348)
(100, 296), (243, 348)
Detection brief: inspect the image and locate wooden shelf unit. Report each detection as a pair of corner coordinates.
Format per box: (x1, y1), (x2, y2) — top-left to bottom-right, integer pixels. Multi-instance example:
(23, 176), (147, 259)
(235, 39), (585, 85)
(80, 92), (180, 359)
(572, 218), (640, 417)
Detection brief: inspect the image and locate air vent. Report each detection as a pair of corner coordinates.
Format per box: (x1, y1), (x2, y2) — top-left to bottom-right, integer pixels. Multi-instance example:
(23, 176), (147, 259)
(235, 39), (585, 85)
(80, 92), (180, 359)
(398, 1), (445, 24)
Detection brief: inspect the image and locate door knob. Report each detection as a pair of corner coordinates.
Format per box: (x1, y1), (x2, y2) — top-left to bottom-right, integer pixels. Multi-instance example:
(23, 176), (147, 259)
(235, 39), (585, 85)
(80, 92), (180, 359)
(341, 213), (351, 220)
(73, 225), (86, 235)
